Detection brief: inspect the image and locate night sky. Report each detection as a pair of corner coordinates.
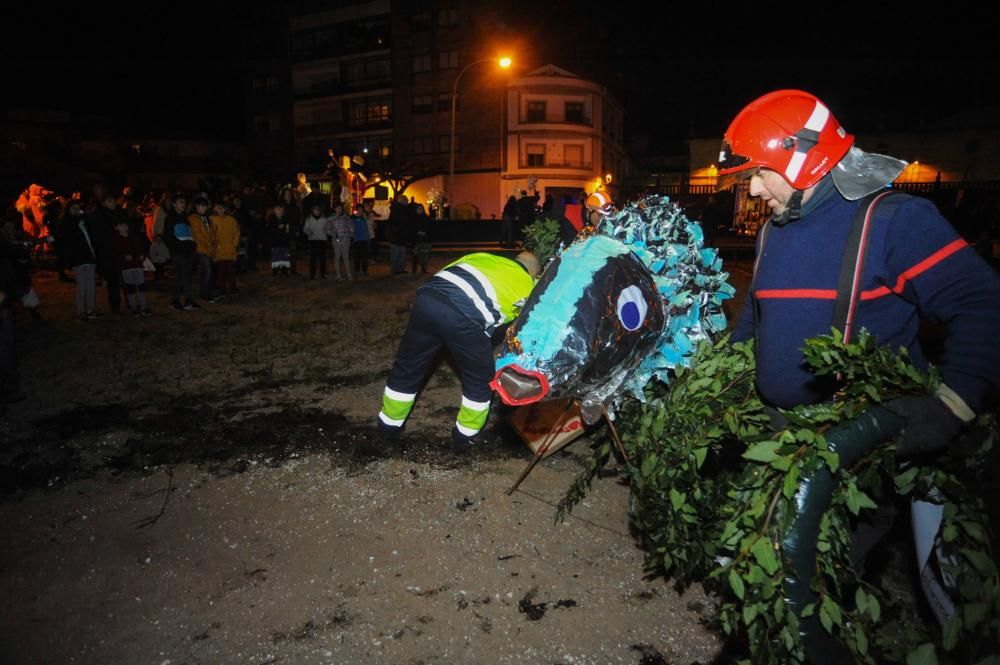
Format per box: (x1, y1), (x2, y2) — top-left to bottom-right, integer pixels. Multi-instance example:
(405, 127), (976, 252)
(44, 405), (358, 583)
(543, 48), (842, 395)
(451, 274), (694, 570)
(4, 3), (998, 152)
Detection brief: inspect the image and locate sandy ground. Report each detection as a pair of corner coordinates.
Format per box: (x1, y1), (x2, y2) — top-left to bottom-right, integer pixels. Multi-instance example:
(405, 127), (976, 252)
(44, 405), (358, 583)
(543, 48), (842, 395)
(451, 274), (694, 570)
(0, 249), (750, 665)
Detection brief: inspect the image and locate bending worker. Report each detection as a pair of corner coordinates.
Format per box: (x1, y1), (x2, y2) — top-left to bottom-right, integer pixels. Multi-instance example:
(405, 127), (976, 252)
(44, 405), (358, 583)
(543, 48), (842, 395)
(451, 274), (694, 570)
(378, 250), (541, 448)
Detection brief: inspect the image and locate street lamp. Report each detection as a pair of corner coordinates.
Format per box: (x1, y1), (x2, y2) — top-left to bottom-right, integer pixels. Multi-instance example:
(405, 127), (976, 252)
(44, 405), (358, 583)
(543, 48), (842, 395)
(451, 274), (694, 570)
(449, 56), (512, 210)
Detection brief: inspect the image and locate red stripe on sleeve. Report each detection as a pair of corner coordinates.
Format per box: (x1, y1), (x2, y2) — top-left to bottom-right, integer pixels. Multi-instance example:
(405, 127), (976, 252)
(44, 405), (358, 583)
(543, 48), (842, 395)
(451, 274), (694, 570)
(887, 238), (968, 294)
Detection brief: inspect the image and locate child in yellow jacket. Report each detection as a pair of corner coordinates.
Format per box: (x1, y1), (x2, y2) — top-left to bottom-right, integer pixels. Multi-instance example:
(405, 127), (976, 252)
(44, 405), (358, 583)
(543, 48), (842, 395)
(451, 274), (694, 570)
(210, 201), (241, 297)
(188, 197), (216, 301)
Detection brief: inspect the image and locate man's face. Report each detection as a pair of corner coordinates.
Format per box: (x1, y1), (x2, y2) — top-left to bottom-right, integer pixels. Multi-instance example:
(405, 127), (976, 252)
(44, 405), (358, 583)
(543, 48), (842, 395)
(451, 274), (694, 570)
(173, 199), (187, 213)
(195, 203), (209, 214)
(749, 169), (798, 216)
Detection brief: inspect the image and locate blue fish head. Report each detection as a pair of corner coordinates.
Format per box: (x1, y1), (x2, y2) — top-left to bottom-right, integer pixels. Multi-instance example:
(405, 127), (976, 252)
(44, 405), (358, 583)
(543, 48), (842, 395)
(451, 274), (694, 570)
(492, 235), (665, 410)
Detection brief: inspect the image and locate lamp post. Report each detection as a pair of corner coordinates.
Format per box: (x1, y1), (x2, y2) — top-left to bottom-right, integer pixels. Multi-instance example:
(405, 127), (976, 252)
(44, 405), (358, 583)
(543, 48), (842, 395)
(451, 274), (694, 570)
(450, 56), (511, 210)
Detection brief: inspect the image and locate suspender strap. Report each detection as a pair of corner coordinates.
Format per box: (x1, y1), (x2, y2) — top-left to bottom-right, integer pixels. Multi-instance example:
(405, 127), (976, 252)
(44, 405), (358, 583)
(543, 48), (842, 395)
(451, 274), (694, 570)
(751, 220), (772, 352)
(832, 191), (901, 342)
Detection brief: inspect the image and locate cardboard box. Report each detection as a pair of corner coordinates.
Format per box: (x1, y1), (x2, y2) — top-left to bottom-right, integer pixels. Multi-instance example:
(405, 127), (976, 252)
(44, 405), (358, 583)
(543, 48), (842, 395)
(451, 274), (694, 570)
(507, 398), (587, 459)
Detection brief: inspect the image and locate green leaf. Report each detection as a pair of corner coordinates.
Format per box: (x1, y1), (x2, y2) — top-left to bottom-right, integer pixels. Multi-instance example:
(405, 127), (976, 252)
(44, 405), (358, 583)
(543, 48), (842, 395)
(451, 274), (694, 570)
(905, 643), (938, 665)
(941, 616), (960, 651)
(819, 603), (834, 633)
(959, 520), (986, 542)
(854, 588), (869, 614)
(729, 569), (745, 599)
(640, 454), (657, 478)
(817, 449), (840, 474)
(742, 602), (759, 625)
(960, 548), (998, 577)
(770, 455), (793, 471)
(846, 482), (878, 515)
(856, 626), (868, 655)
(669, 488), (685, 511)
(743, 440), (781, 463)
(821, 595), (842, 627)
(782, 465), (801, 499)
(894, 466), (920, 493)
(751, 537), (780, 575)
(867, 595), (881, 622)
(963, 602), (988, 627)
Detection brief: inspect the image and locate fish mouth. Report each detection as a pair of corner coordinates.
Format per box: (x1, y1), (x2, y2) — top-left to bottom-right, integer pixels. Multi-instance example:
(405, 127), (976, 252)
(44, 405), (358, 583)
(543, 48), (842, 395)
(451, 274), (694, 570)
(490, 365), (550, 405)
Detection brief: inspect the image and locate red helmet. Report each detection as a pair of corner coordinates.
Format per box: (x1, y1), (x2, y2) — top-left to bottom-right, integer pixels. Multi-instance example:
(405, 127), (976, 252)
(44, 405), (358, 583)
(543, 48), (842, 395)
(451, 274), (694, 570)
(718, 90), (854, 191)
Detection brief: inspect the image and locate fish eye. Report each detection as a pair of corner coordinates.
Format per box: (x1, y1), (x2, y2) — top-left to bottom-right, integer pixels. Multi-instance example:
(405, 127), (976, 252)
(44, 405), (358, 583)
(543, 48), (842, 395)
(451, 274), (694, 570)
(616, 285), (648, 331)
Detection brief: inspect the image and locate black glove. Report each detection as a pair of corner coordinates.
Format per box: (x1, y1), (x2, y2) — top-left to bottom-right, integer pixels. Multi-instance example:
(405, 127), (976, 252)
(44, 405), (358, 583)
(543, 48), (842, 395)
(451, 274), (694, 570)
(884, 394), (964, 457)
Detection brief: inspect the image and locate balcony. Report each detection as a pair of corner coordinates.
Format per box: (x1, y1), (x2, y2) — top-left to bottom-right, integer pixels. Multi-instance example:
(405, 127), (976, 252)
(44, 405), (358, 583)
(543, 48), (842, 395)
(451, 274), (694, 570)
(518, 114), (593, 127)
(296, 119), (393, 137)
(516, 161), (593, 170)
(295, 78), (391, 100)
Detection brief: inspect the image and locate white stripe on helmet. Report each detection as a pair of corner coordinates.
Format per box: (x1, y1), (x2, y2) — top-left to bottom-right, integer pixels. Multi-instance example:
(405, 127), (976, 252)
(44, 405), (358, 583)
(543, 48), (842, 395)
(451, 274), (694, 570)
(784, 101), (830, 182)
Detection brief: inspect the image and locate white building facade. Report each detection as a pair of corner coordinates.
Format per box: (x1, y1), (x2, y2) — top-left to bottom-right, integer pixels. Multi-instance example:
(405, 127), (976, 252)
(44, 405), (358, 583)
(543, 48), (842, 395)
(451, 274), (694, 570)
(500, 65), (629, 208)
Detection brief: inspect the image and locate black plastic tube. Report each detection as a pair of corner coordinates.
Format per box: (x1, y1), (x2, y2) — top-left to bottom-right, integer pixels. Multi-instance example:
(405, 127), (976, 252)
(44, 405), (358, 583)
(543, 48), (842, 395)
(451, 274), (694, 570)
(781, 405), (904, 664)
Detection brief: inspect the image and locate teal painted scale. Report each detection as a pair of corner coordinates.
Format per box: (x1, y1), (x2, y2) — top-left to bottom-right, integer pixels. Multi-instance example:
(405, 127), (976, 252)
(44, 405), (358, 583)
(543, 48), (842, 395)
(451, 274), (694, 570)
(494, 235), (629, 371)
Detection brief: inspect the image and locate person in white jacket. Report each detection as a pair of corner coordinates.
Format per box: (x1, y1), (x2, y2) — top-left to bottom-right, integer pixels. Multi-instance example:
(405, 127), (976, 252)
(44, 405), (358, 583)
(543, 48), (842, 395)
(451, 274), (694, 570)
(302, 202), (330, 280)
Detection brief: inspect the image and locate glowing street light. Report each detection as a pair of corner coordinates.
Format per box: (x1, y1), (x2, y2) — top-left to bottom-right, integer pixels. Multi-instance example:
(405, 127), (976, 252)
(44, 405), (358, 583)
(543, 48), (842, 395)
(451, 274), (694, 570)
(449, 56), (512, 209)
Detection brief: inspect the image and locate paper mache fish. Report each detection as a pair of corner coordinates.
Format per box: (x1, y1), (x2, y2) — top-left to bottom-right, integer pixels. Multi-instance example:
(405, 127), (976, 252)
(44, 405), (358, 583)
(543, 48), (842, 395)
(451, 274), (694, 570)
(491, 195), (734, 424)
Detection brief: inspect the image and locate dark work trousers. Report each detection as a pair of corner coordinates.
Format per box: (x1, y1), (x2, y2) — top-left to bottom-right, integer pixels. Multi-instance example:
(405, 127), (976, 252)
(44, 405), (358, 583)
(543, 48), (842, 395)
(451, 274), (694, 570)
(383, 292), (494, 441)
(353, 240), (369, 275)
(196, 253), (213, 300)
(215, 260), (236, 293)
(244, 227), (259, 270)
(173, 254), (195, 304)
(288, 239), (299, 274)
(99, 262), (121, 313)
(308, 240), (327, 279)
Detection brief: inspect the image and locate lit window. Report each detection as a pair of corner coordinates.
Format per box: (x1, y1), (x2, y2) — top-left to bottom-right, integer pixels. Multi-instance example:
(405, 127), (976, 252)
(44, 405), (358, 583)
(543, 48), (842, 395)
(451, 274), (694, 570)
(347, 98), (392, 129)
